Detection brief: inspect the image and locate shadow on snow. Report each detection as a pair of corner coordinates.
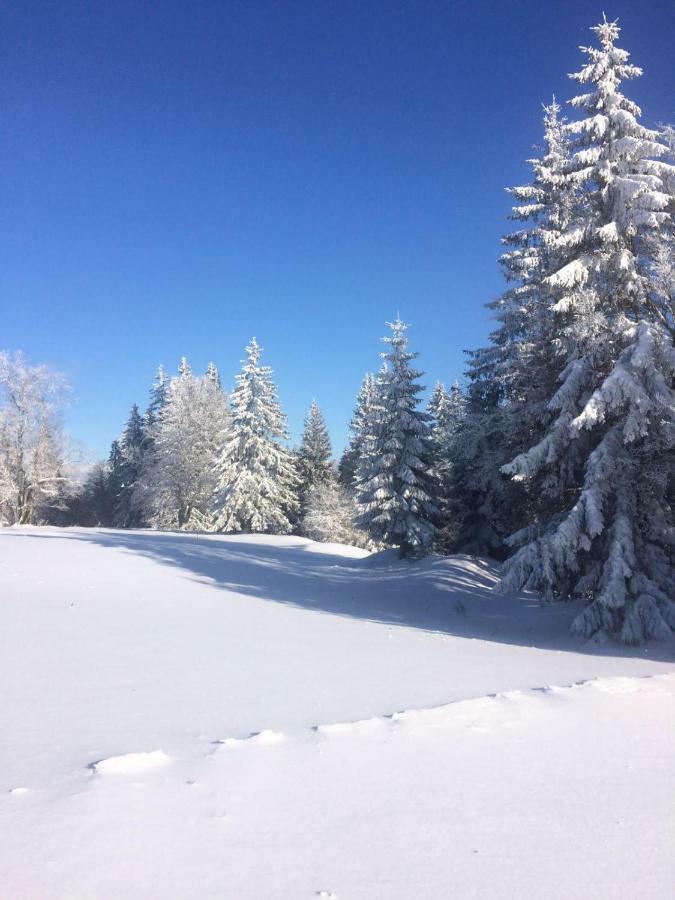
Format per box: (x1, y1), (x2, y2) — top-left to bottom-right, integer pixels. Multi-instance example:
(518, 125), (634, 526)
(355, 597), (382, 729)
(7, 527), (674, 661)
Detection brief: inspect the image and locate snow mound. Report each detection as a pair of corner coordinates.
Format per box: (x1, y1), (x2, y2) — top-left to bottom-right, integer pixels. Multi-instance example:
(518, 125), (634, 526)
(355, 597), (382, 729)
(92, 750), (171, 775)
(217, 730), (285, 749)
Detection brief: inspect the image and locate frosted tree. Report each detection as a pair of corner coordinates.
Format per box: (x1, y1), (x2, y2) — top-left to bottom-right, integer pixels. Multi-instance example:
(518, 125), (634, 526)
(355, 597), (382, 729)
(338, 372), (378, 487)
(297, 400), (334, 513)
(427, 380), (466, 549)
(499, 19), (675, 643)
(139, 363), (230, 530)
(302, 479), (370, 548)
(205, 361), (222, 389)
(354, 318), (436, 557)
(457, 98), (576, 555)
(214, 339), (298, 534)
(146, 364), (169, 430)
(0, 351), (69, 525)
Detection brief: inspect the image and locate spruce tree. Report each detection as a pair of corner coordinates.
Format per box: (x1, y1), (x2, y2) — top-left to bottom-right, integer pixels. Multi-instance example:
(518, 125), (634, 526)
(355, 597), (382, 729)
(214, 339), (298, 534)
(338, 372), (378, 488)
(499, 18), (675, 643)
(297, 400), (334, 513)
(205, 362), (222, 389)
(354, 318), (436, 558)
(457, 98), (576, 555)
(427, 380), (466, 550)
(111, 404), (147, 527)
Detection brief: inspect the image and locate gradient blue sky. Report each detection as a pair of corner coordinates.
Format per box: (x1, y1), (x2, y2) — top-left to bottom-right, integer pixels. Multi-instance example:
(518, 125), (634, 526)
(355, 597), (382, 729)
(3, 0), (674, 457)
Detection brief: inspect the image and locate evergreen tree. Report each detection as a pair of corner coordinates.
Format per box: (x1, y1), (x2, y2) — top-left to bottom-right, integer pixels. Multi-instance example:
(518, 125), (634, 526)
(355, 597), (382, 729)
(205, 362), (222, 389)
(499, 19), (675, 643)
(110, 404), (147, 527)
(427, 380), (466, 550)
(178, 356), (192, 379)
(214, 339), (298, 534)
(457, 98), (576, 555)
(354, 318), (436, 558)
(338, 372), (378, 488)
(297, 400), (334, 513)
(146, 364), (169, 429)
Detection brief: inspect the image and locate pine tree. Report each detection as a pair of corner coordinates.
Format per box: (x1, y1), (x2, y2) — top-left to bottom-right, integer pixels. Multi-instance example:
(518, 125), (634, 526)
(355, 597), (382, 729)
(297, 400), (334, 513)
(205, 362), (222, 389)
(457, 98), (576, 555)
(499, 18), (675, 643)
(111, 404), (147, 527)
(214, 339), (298, 534)
(146, 364), (169, 429)
(178, 356), (192, 379)
(338, 372), (378, 488)
(427, 380), (465, 549)
(354, 318), (437, 558)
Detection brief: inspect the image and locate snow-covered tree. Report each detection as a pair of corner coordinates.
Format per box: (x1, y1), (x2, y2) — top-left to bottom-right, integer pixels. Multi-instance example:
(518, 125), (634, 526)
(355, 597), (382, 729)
(297, 400), (334, 513)
(339, 372), (379, 488)
(457, 97), (576, 555)
(427, 380), (466, 549)
(354, 319), (436, 558)
(146, 364), (169, 430)
(139, 362), (230, 530)
(110, 404), (147, 528)
(302, 479), (370, 548)
(0, 351), (70, 525)
(214, 339), (298, 534)
(205, 361), (222, 389)
(499, 18), (675, 643)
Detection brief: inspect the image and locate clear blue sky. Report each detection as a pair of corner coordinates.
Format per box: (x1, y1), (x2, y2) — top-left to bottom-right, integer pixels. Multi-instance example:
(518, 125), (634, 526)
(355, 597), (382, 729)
(3, 0), (674, 458)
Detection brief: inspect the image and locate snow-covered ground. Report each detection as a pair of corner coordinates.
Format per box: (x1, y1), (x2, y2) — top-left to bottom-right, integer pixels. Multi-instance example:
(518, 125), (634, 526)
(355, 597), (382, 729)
(1, 527), (673, 898)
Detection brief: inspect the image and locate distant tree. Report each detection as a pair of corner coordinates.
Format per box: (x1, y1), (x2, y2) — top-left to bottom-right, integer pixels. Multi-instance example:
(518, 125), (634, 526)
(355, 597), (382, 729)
(297, 400), (334, 514)
(110, 404), (147, 528)
(427, 380), (466, 550)
(205, 361), (222, 389)
(214, 339), (298, 534)
(338, 373), (378, 488)
(0, 351), (70, 525)
(139, 362), (230, 530)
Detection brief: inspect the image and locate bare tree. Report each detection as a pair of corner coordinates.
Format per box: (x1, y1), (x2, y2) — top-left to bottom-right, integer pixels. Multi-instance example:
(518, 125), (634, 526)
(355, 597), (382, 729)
(0, 351), (69, 525)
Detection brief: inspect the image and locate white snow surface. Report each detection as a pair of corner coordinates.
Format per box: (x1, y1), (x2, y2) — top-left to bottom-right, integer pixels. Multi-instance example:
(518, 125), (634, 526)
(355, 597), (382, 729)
(1, 526), (673, 898)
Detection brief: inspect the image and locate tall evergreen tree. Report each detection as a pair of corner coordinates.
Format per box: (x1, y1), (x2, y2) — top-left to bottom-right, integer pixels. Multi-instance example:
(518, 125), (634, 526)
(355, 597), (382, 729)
(146, 364), (169, 430)
(297, 400), (334, 513)
(111, 404), (147, 528)
(354, 318), (436, 558)
(499, 19), (675, 643)
(427, 380), (466, 549)
(338, 372), (378, 488)
(214, 339), (298, 534)
(457, 98), (576, 555)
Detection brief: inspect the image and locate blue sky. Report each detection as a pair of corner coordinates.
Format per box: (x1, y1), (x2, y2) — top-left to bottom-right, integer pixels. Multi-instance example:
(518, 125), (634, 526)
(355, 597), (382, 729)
(3, 0), (674, 457)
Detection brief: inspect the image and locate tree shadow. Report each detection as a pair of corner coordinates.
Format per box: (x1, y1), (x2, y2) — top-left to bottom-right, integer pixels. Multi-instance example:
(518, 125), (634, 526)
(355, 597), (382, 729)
(6, 527), (674, 662)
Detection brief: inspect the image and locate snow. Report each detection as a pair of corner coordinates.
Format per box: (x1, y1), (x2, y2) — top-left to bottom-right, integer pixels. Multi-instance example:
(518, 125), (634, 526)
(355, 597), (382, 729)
(1, 526), (673, 898)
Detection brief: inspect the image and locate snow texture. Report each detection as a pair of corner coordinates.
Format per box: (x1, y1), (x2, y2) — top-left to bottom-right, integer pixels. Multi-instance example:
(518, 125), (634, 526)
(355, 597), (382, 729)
(1, 526), (673, 898)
